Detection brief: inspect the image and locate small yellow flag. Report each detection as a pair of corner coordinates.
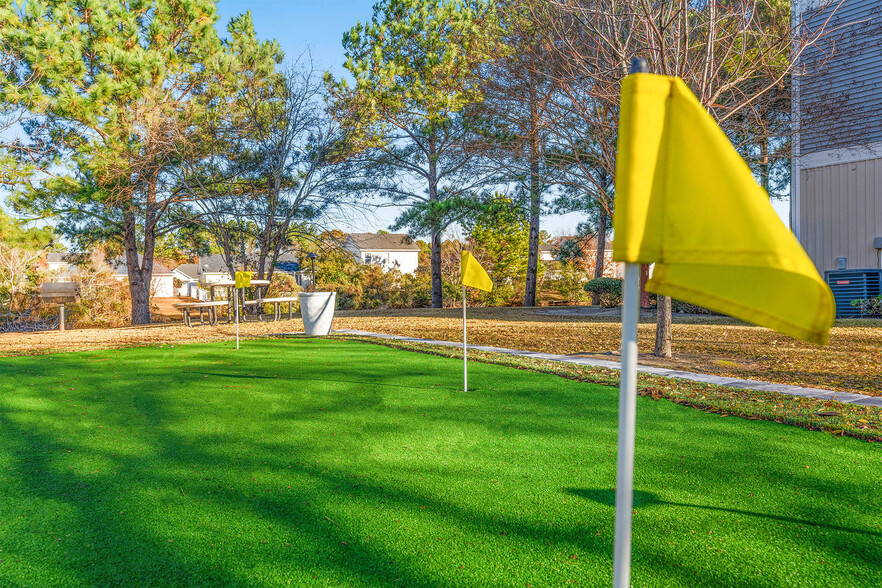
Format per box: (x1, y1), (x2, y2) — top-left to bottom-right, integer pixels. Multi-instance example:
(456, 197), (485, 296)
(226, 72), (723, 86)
(461, 251), (492, 292)
(234, 271), (253, 289)
(614, 73), (834, 344)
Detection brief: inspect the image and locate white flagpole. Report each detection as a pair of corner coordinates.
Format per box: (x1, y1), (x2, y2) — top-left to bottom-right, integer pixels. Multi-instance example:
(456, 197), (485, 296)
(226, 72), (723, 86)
(462, 285), (467, 392)
(613, 57), (649, 588)
(613, 262), (640, 587)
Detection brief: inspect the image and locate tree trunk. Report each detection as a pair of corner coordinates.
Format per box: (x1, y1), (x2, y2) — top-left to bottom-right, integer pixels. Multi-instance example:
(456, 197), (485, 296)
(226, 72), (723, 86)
(640, 264), (651, 308)
(524, 186), (540, 306)
(123, 212), (152, 326)
(594, 208), (607, 280)
(523, 77), (541, 307)
(427, 131), (443, 308)
(430, 230), (443, 308)
(654, 294), (672, 357)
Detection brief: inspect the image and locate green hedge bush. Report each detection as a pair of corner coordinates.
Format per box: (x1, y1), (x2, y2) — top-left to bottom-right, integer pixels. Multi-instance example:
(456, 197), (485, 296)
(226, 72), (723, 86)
(583, 277), (623, 307)
(851, 294), (882, 317)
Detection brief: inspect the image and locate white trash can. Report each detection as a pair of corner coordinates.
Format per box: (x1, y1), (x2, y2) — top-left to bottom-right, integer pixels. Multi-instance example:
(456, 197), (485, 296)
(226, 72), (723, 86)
(298, 292), (336, 336)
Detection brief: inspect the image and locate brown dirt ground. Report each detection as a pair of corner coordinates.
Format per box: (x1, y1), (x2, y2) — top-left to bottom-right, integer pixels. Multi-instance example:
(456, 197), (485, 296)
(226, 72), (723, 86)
(1, 305), (879, 396)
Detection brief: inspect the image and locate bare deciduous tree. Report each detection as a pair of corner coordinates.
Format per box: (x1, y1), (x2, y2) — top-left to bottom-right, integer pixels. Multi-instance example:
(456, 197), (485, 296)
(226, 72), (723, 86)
(185, 57), (355, 283)
(529, 0), (857, 356)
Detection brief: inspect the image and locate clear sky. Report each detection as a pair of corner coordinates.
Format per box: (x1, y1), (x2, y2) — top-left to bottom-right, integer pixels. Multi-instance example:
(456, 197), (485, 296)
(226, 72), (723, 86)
(215, 1), (375, 76)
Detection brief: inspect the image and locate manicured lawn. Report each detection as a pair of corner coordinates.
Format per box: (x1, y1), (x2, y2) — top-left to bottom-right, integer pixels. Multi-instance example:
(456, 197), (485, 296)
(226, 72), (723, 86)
(0, 338), (879, 587)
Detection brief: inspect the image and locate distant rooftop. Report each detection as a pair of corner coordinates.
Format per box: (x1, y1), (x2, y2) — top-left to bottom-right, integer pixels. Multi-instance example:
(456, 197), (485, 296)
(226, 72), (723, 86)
(46, 252), (84, 264)
(109, 257), (172, 276)
(346, 233), (420, 251)
(197, 252), (299, 274)
(173, 263), (199, 280)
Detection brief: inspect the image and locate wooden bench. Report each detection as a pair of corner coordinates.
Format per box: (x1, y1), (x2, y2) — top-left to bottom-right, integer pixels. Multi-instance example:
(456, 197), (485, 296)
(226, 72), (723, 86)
(174, 301), (229, 327)
(242, 297), (299, 322)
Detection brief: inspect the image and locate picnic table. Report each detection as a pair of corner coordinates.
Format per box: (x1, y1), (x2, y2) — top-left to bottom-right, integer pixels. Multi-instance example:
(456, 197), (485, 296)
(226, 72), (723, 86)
(183, 278), (296, 326)
(199, 279), (270, 323)
(242, 297), (299, 321)
(173, 301), (229, 327)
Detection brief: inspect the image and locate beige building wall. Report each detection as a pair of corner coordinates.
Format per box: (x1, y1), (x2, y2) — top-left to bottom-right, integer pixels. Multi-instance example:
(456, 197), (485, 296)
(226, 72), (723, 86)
(799, 158), (882, 274)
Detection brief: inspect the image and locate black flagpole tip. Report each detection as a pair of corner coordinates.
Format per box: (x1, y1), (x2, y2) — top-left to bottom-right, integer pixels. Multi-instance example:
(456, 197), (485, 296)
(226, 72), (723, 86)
(629, 58), (649, 74)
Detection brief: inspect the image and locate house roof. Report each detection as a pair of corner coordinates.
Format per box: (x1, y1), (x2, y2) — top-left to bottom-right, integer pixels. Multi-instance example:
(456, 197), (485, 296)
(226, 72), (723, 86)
(173, 263), (199, 280)
(46, 252), (84, 264)
(109, 257), (172, 276)
(196, 252), (298, 274)
(276, 251), (298, 263)
(346, 233), (420, 252)
(196, 254), (232, 274)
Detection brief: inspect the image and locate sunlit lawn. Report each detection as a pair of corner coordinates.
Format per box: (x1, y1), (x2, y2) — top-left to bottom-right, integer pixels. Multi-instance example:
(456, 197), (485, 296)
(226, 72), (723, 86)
(0, 338), (879, 587)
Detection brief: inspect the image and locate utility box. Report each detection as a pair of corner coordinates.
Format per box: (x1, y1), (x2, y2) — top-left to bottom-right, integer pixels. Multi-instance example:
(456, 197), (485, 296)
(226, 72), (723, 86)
(39, 283), (80, 305)
(824, 269), (882, 318)
(39, 283), (80, 331)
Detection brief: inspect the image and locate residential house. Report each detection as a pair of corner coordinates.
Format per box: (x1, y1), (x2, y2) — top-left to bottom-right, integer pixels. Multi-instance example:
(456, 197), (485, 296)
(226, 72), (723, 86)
(170, 264), (200, 298)
(793, 0), (882, 273)
(108, 257), (175, 298)
(189, 252), (307, 295)
(343, 233), (420, 274)
(45, 252), (79, 279)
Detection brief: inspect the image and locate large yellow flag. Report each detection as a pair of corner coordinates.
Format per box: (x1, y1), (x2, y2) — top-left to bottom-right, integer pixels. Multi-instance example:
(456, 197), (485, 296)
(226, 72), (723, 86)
(614, 74), (834, 344)
(234, 271), (253, 289)
(461, 251), (492, 291)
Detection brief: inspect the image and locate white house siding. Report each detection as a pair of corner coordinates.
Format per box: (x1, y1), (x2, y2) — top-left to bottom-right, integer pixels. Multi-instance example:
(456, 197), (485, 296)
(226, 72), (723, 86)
(151, 275), (175, 298)
(360, 250), (418, 274)
(111, 273), (175, 297)
(800, 158), (882, 272)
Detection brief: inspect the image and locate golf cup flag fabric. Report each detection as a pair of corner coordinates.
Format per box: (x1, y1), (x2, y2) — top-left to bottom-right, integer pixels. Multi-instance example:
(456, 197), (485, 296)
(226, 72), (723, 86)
(461, 251), (492, 291)
(234, 271), (253, 289)
(614, 73), (834, 344)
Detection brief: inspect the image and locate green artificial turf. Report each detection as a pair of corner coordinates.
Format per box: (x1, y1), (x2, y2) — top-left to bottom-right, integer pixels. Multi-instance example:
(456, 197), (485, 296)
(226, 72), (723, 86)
(0, 338), (879, 587)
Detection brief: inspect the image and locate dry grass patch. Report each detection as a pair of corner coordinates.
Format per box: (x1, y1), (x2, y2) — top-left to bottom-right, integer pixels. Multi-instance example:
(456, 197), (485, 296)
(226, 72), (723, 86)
(332, 306), (882, 396)
(336, 336), (882, 442)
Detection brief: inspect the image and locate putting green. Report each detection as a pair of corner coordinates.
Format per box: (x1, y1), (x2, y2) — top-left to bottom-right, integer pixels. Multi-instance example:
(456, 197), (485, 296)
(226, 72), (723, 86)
(0, 338), (879, 587)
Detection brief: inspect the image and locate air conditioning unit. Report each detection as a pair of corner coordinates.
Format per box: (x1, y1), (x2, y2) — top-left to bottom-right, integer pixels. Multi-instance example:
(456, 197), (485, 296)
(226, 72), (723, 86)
(824, 269), (882, 318)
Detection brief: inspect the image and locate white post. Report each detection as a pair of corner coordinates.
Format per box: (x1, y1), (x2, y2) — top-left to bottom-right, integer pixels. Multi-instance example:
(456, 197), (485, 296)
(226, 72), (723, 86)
(235, 287), (240, 350)
(614, 262), (641, 588)
(59, 304), (65, 332)
(462, 285), (467, 392)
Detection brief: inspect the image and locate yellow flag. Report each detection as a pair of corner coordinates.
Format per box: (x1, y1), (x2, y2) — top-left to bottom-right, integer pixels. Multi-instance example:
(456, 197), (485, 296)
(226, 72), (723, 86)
(234, 271), (253, 289)
(461, 251), (492, 292)
(614, 73), (834, 344)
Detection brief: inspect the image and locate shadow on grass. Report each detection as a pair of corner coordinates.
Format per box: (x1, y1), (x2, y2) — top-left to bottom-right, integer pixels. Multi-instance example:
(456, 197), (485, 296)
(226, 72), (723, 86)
(566, 488), (882, 537)
(1, 339), (880, 588)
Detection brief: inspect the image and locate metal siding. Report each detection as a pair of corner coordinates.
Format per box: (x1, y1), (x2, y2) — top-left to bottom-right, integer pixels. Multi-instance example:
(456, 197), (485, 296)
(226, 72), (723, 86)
(799, 158), (882, 273)
(800, 0), (882, 154)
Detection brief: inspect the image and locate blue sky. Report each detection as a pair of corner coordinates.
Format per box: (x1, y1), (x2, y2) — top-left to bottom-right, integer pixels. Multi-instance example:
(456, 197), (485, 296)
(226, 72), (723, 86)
(215, 1), (375, 76)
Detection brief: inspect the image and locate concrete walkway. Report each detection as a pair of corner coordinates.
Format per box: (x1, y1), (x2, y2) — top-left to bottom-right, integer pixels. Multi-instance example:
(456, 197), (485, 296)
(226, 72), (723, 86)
(335, 329), (882, 408)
